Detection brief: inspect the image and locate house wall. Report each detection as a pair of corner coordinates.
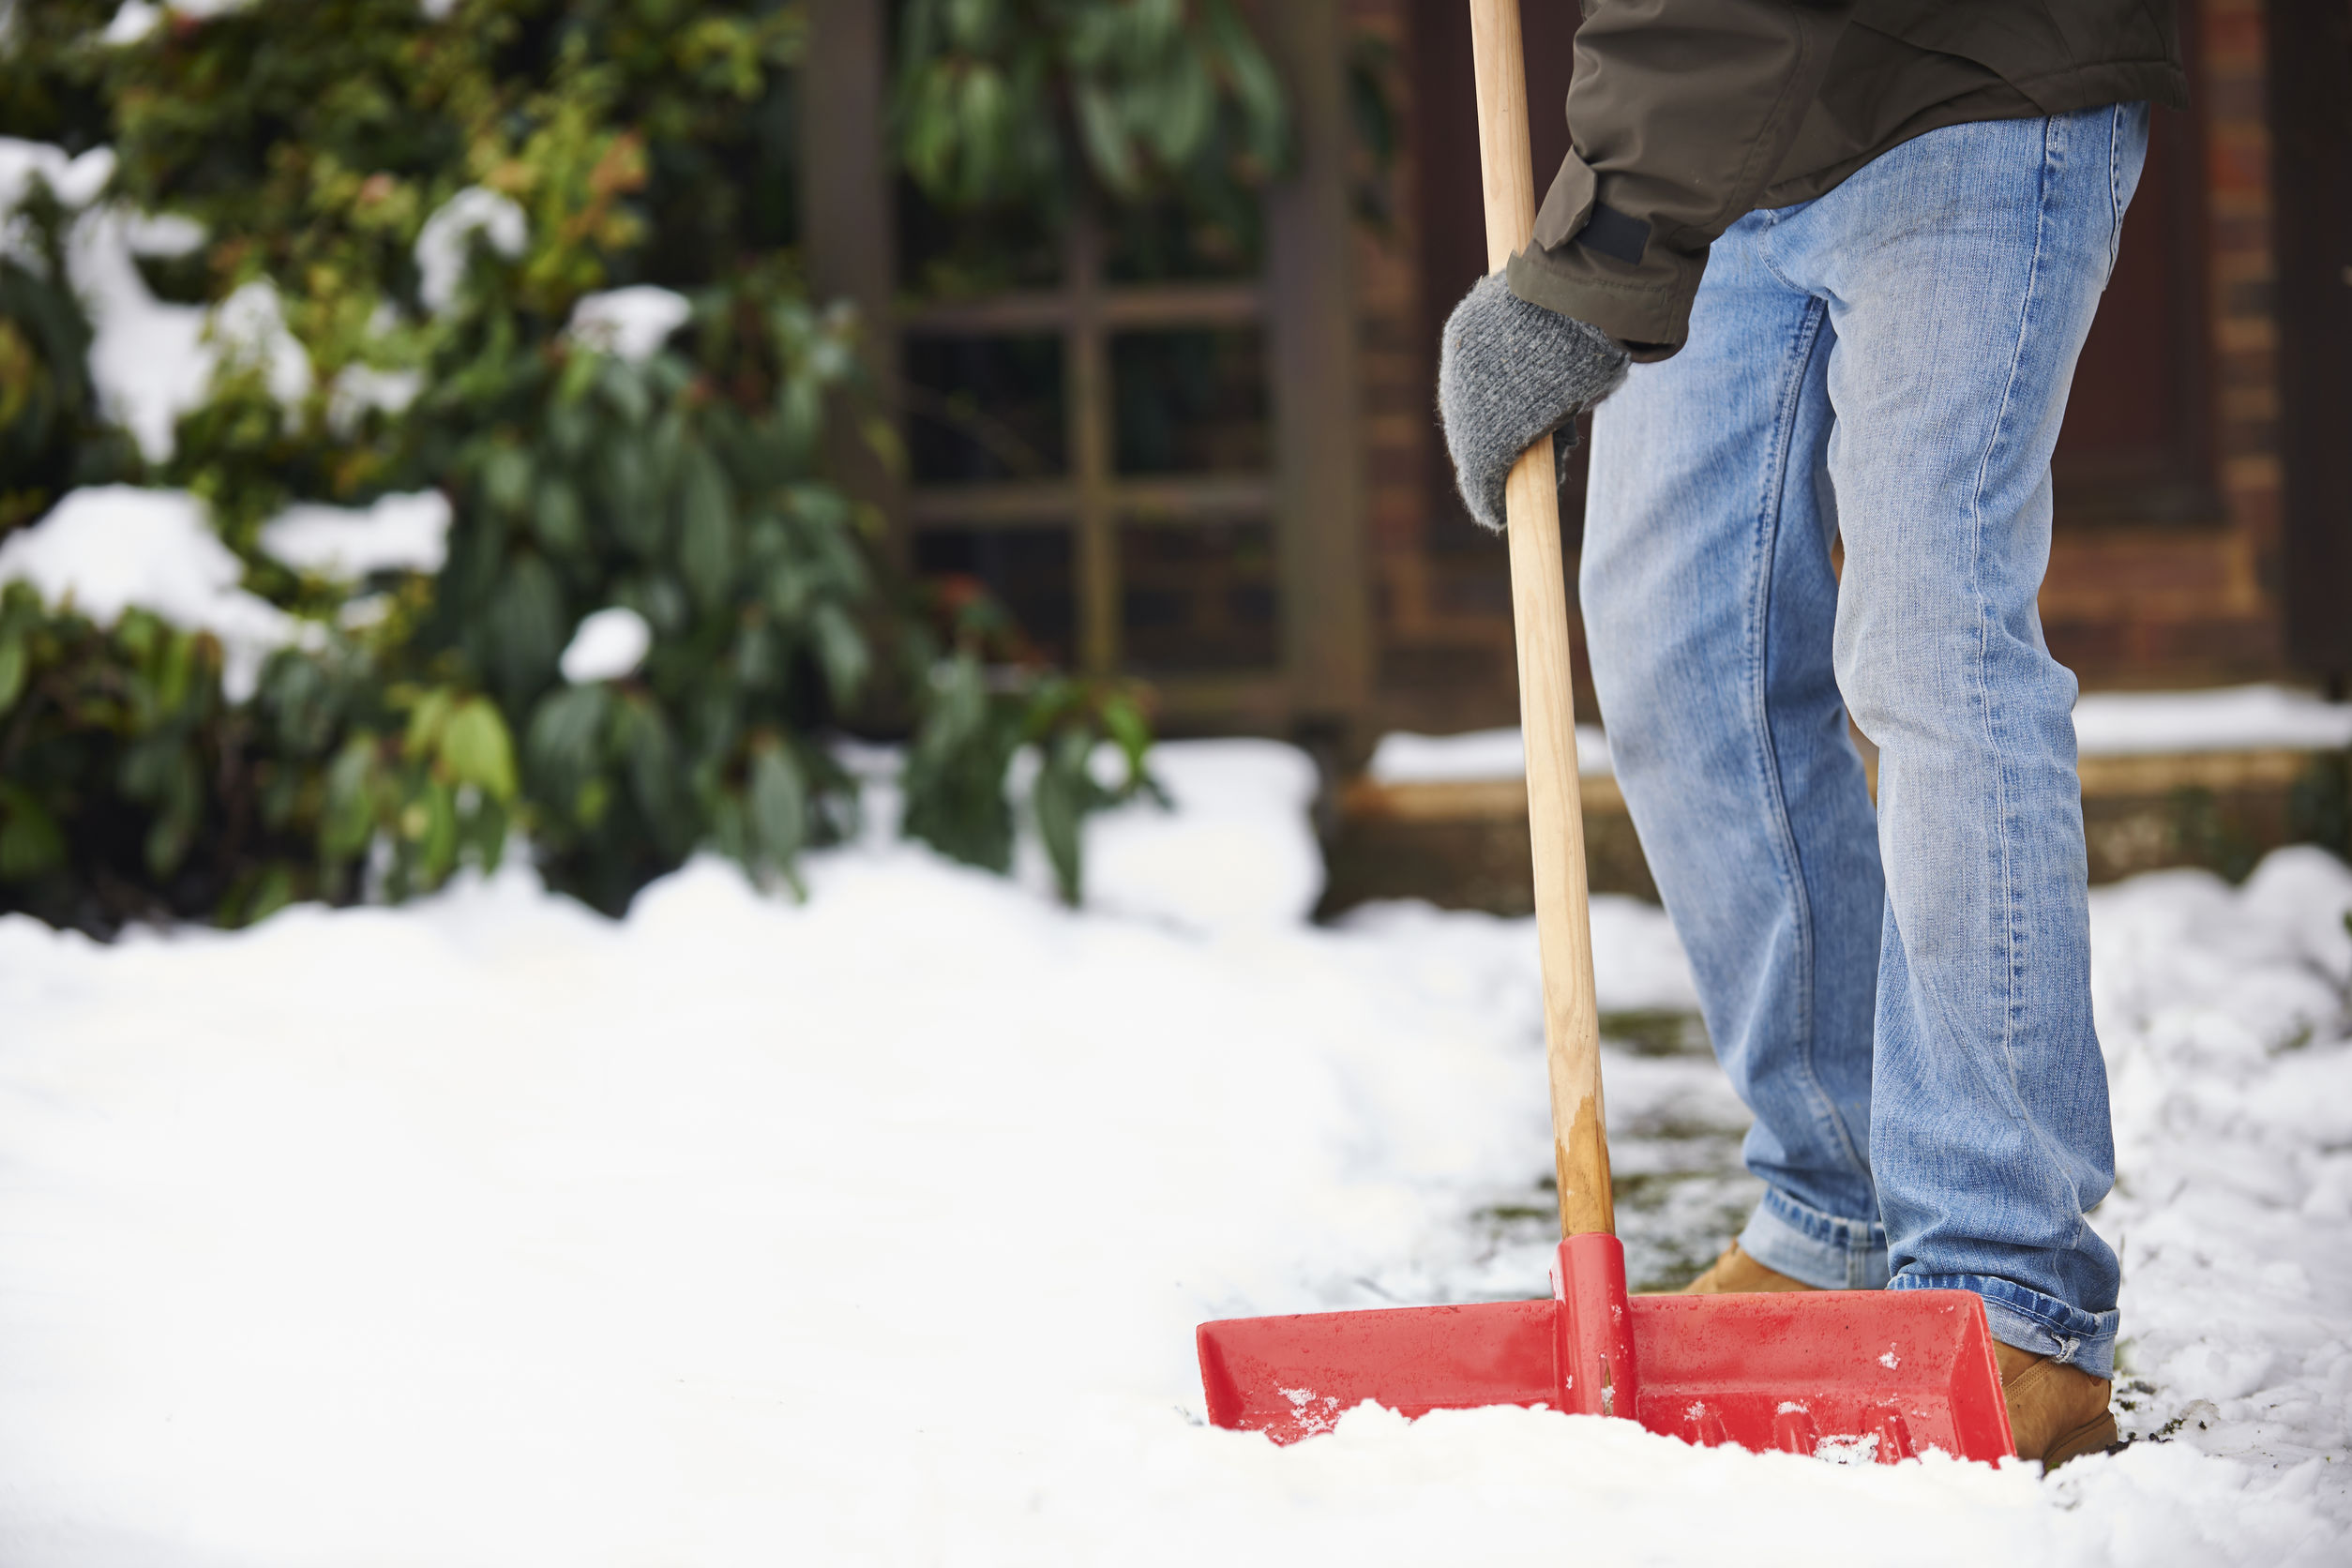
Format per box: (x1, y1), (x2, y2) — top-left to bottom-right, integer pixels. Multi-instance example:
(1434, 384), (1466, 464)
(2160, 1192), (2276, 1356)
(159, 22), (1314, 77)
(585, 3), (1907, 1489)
(1349, 0), (2296, 746)
(2041, 0), (2287, 686)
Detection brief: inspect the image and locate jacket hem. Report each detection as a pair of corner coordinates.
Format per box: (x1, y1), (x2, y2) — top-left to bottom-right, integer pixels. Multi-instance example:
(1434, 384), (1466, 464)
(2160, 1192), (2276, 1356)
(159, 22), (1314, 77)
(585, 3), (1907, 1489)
(1505, 244), (1695, 362)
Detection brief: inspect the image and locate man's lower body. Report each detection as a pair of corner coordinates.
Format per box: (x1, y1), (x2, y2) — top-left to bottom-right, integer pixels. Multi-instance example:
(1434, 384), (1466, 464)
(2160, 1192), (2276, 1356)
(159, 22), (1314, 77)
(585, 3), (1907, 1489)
(1582, 104), (2149, 1383)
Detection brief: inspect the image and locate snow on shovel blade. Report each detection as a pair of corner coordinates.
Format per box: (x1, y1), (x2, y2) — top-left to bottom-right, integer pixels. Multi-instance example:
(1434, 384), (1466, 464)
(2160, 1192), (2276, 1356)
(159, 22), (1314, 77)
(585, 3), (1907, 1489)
(1629, 1289), (2013, 1462)
(1199, 1299), (1560, 1440)
(1199, 1240), (2013, 1463)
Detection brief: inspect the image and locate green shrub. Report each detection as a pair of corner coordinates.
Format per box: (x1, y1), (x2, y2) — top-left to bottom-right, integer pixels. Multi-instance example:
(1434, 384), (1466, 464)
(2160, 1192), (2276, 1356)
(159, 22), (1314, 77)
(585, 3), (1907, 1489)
(0, 581), (513, 931)
(901, 589), (1159, 904)
(0, 0), (1238, 933)
(429, 277), (879, 912)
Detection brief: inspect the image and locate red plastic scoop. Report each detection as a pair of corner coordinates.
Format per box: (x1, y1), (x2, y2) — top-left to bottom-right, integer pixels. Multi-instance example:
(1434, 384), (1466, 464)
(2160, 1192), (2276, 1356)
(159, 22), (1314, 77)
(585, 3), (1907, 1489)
(1200, 1236), (2013, 1459)
(1194, 0), (2013, 1466)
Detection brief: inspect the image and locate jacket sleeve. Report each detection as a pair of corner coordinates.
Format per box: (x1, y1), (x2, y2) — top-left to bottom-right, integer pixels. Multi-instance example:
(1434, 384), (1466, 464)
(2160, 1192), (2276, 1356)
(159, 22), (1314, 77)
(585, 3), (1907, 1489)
(1506, 0), (1857, 360)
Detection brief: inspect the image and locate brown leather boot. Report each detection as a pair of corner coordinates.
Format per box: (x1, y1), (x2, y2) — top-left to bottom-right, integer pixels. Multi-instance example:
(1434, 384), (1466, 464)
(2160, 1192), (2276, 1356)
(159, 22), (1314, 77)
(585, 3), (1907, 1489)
(1995, 1342), (2117, 1470)
(1676, 1241), (1821, 1294)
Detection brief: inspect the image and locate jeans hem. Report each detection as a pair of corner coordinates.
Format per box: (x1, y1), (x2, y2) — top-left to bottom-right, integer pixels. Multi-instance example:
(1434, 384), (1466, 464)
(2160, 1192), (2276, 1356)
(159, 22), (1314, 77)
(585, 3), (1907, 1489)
(1738, 1187), (1890, 1290)
(1891, 1272), (2118, 1380)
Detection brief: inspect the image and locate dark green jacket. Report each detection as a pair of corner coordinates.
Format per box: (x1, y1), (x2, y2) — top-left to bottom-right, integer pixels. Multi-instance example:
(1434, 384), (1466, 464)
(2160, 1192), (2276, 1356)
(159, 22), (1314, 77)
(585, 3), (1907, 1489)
(1505, 0), (2188, 359)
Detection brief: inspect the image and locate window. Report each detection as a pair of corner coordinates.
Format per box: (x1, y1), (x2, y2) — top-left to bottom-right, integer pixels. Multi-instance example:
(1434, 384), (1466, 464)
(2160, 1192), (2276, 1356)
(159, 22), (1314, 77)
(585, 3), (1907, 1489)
(802, 0), (1373, 731)
(901, 218), (1279, 689)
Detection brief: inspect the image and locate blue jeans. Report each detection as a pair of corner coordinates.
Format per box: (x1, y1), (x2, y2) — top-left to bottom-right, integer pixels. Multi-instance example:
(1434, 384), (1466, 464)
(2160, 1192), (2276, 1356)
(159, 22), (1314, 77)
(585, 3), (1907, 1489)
(1581, 105), (2148, 1379)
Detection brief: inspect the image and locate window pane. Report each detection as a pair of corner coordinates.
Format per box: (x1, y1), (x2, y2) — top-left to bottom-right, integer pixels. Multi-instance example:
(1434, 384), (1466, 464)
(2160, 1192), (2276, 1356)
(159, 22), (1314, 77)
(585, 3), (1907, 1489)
(1111, 329), (1270, 476)
(896, 178), (1064, 295)
(1103, 196), (1265, 284)
(1119, 520), (1279, 674)
(912, 526), (1076, 666)
(903, 335), (1067, 483)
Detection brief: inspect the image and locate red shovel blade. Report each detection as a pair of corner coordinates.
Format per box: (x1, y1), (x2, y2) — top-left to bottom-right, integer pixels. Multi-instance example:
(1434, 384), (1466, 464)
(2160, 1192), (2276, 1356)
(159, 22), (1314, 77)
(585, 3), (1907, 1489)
(1199, 1237), (2013, 1463)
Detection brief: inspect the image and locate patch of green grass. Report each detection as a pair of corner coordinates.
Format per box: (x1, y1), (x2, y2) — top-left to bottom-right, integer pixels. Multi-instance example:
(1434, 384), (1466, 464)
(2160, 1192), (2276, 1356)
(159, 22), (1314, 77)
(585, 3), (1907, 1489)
(1599, 1009), (1711, 1058)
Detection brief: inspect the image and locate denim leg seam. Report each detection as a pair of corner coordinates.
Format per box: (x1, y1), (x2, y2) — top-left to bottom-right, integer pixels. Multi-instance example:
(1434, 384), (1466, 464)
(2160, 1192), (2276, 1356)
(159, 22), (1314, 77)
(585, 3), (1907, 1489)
(1963, 122), (2050, 1099)
(1748, 296), (1872, 1193)
(1962, 113), (2095, 1255)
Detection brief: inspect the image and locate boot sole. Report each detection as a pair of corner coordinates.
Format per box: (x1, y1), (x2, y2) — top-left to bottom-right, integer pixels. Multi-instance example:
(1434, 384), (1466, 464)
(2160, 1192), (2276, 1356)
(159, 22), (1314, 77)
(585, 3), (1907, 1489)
(2041, 1410), (2119, 1471)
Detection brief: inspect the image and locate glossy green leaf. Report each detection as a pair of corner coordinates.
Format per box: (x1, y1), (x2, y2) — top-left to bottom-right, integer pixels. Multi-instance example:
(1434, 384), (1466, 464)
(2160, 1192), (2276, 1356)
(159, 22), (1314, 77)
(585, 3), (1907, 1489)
(483, 445), (535, 517)
(0, 635), (26, 716)
(677, 446), (737, 610)
(747, 741), (807, 865)
(0, 784), (65, 882)
(809, 600), (870, 705)
(321, 735), (381, 862)
(439, 697), (520, 801)
(533, 478), (588, 556)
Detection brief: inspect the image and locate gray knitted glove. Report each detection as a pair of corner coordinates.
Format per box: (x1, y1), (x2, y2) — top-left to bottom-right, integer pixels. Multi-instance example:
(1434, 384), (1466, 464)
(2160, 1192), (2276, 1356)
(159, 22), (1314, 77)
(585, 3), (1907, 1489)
(1438, 273), (1630, 532)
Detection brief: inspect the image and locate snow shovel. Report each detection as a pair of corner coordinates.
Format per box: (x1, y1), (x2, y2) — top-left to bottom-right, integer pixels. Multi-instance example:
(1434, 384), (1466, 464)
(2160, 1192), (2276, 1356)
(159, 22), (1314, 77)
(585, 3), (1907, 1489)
(1194, 0), (2014, 1464)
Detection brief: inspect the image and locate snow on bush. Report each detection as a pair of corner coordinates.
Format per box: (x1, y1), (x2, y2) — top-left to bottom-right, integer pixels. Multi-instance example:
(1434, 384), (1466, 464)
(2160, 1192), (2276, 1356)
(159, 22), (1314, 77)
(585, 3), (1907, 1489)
(414, 187), (526, 314)
(558, 605), (652, 685)
(0, 486), (311, 698)
(100, 0), (258, 46)
(260, 490), (452, 579)
(565, 286), (691, 364)
(3, 6), (1181, 927)
(3, 137), (311, 463)
(62, 206), (215, 462)
(0, 141), (115, 218)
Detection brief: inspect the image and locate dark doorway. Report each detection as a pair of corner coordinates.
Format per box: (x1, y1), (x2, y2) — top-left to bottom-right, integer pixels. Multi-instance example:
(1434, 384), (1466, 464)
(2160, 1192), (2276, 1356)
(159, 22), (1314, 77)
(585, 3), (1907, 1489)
(2271, 0), (2352, 683)
(2053, 28), (2219, 531)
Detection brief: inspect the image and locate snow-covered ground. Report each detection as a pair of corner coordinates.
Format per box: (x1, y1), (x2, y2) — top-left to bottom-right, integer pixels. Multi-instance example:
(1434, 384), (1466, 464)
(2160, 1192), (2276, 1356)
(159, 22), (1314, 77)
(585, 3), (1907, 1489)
(0, 742), (2345, 1566)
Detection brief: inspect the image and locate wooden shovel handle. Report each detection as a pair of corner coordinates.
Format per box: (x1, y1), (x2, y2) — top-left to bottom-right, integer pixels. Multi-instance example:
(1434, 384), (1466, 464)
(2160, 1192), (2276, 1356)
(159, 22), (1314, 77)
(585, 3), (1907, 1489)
(1466, 0), (1614, 1238)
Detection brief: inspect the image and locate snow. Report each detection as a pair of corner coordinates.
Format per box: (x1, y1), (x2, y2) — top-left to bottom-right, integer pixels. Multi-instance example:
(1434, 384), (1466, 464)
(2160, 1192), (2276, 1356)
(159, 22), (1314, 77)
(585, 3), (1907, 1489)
(0, 486), (315, 699)
(558, 605), (652, 684)
(0, 742), (2342, 1564)
(1, 139), (308, 464)
(0, 140), (116, 215)
(565, 285), (691, 364)
(206, 277), (312, 405)
(2086, 849), (2352, 1480)
(261, 490), (451, 579)
(325, 363), (425, 432)
(117, 209), (204, 257)
(1080, 739), (1324, 931)
(1364, 685), (2352, 787)
(415, 188), (526, 314)
(2073, 686), (2352, 757)
(99, 0), (254, 44)
(67, 205), (219, 462)
(1367, 724), (1613, 784)
(98, 2), (161, 45)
